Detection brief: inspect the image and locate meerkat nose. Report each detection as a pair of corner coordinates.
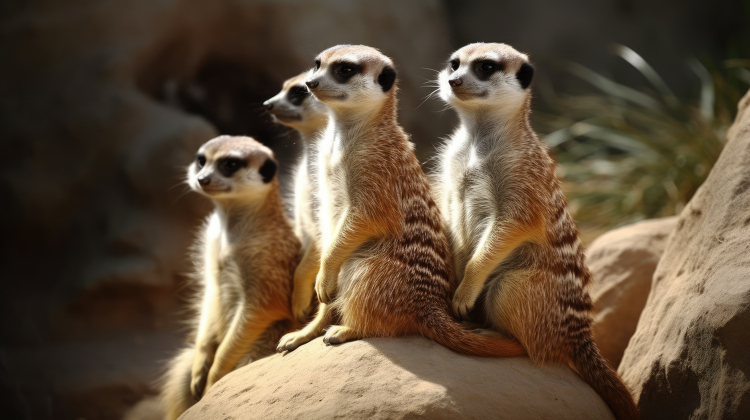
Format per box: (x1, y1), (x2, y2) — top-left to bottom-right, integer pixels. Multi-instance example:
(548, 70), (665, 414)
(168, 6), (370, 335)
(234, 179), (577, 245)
(449, 78), (463, 87)
(263, 100), (273, 110)
(306, 80), (319, 89)
(198, 176), (211, 186)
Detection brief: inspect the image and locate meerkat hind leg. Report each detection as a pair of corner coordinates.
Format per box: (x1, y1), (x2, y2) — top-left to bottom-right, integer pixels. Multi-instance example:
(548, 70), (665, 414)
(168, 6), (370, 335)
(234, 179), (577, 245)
(277, 302), (332, 352)
(204, 307), (277, 392)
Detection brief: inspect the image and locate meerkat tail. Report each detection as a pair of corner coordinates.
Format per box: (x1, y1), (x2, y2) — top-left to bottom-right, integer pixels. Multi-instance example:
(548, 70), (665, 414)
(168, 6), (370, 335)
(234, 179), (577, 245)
(570, 338), (639, 420)
(418, 304), (526, 357)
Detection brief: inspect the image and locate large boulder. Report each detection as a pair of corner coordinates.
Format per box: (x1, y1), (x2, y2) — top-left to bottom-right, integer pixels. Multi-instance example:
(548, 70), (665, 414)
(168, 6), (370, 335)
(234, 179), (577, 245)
(618, 89), (750, 418)
(587, 216), (678, 369)
(183, 336), (614, 420)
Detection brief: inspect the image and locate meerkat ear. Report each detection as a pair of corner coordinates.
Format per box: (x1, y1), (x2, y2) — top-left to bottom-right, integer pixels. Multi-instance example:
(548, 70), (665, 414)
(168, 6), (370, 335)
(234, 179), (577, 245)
(516, 62), (534, 89)
(259, 158), (277, 183)
(378, 66), (397, 92)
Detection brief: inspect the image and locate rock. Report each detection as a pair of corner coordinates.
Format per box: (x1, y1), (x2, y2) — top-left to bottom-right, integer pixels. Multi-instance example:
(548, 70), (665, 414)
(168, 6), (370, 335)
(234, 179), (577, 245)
(183, 336), (614, 420)
(618, 88), (750, 419)
(587, 216), (678, 369)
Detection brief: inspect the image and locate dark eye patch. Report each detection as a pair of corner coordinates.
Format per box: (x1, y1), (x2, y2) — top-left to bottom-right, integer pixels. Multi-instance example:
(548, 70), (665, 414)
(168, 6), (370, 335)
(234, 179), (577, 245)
(473, 60), (503, 81)
(217, 157), (246, 177)
(196, 154), (206, 168)
(287, 85), (309, 106)
(449, 59), (459, 71)
(331, 61), (362, 84)
(258, 158), (277, 183)
(315, 59), (321, 70)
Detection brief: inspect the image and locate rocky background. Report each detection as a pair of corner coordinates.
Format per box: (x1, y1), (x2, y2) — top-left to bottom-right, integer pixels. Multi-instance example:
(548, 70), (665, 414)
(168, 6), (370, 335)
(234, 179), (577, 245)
(1, 0), (748, 419)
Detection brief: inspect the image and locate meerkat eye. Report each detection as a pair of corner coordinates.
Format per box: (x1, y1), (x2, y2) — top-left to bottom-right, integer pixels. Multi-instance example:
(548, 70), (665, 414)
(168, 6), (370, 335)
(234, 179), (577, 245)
(450, 59), (459, 71)
(475, 60), (502, 80)
(196, 155), (206, 168)
(332, 62), (361, 83)
(287, 85), (309, 106)
(315, 59), (321, 70)
(218, 158), (246, 177)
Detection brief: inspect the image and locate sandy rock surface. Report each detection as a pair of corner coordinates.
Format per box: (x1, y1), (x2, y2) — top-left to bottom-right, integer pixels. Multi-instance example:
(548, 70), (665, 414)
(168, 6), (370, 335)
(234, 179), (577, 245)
(587, 216), (677, 369)
(618, 89), (750, 419)
(182, 336), (614, 420)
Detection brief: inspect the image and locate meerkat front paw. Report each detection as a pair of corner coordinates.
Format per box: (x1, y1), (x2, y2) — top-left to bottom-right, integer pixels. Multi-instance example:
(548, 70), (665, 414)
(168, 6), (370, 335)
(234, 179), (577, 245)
(314, 271), (338, 304)
(452, 282), (481, 321)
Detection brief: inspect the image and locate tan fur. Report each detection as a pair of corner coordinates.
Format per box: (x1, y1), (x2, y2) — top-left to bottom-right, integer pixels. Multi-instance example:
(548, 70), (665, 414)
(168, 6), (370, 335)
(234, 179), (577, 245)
(161, 136), (300, 420)
(277, 45), (526, 358)
(264, 73), (329, 322)
(434, 43), (639, 419)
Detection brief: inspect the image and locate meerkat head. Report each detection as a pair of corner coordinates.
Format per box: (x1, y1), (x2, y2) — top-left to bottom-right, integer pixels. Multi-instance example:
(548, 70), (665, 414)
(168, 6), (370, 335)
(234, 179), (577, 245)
(188, 135), (278, 201)
(438, 43), (534, 114)
(263, 72), (328, 136)
(305, 45), (397, 114)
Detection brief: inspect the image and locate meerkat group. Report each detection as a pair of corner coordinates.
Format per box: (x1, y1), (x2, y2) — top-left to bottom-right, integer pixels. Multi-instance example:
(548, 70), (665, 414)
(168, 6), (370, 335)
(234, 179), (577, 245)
(161, 43), (639, 420)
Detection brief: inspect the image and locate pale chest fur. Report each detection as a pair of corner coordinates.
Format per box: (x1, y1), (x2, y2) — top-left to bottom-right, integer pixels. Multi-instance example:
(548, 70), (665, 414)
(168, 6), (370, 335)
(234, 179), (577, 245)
(293, 153), (318, 249)
(317, 126), (349, 247)
(439, 128), (515, 255)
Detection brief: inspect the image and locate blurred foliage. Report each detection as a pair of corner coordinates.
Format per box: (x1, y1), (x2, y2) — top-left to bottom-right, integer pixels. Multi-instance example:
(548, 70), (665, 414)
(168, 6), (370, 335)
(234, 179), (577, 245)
(536, 45), (750, 230)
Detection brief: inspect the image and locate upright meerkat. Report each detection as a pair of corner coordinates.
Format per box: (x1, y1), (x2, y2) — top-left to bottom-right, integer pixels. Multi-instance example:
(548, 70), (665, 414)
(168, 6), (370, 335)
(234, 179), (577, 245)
(433, 43), (638, 419)
(264, 73), (329, 322)
(161, 135), (300, 420)
(276, 45), (525, 358)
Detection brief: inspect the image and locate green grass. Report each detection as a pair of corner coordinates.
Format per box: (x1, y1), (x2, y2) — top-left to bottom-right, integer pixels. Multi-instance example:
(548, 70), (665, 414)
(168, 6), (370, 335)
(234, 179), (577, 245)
(536, 45), (749, 231)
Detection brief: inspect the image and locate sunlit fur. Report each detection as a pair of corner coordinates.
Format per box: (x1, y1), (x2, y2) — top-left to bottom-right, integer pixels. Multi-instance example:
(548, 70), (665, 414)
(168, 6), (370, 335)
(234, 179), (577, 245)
(276, 45), (526, 358)
(433, 43), (639, 420)
(264, 73), (329, 322)
(161, 136), (300, 419)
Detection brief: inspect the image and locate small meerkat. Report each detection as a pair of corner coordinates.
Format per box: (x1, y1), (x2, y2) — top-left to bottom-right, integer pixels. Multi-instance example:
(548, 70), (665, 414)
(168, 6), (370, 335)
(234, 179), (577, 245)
(263, 73), (329, 322)
(161, 135), (300, 420)
(433, 43), (638, 419)
(276, 45), (525, 358)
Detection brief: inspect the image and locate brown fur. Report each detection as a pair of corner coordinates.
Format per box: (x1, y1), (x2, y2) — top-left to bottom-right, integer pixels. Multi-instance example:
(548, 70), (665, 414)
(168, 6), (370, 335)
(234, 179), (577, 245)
(277, 45), (525, 358)
(434, 43), (639, 419)
(161, 136), (300, 419)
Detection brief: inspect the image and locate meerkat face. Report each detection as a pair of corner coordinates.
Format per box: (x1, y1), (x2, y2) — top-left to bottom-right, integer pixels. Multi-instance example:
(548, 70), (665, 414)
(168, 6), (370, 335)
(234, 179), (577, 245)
(305, 45), (397, 112)
(263, 72), (328, 135)
(438, 43), (534, 112)
(188, 135), (278, 200)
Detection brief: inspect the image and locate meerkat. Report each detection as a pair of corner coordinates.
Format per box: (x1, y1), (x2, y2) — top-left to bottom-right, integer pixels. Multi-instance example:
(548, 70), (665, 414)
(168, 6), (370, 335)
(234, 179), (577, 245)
(275, 45), (525, 358)
(263, 73), (329, 322)
(433, 43), (639, 419)
(161, 135), (300, 420)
